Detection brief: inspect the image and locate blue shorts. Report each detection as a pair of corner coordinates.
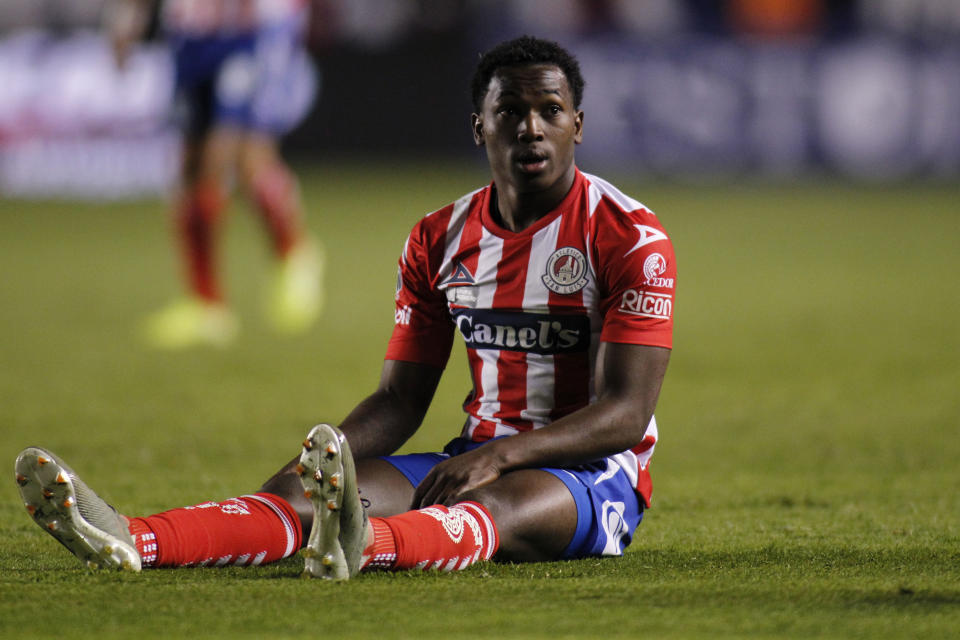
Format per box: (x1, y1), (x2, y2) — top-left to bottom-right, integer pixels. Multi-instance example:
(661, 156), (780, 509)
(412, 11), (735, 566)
(169, 19), (316, 136)
(381, 438), (644, 559)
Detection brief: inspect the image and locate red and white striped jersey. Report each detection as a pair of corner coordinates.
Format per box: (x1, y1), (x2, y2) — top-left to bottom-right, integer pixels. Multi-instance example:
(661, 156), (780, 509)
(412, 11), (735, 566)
(387, 169), (675, 506)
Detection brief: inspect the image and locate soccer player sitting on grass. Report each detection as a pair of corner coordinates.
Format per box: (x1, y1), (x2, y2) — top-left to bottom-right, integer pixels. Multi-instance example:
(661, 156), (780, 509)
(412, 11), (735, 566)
(15, 36), (675, 578)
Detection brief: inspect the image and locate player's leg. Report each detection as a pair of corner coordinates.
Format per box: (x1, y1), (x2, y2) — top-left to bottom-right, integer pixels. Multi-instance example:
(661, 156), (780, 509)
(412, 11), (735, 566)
(296, 426), (644, 579)
(257, 452), (415, 541)
(143, 129), (242, 348)
(457, 469), (578, 562)
(14, 430), (415, 572)
(476, 459), (645, 562)
(238, 134), (302, 258)
(178, 128), (238, 303)
(237, 133), (324, 333)
(13, 444), (303, 571)
(295, 426), (500, 579)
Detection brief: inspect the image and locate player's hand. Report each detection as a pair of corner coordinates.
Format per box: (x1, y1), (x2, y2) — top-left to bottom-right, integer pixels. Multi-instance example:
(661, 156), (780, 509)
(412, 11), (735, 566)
(411, 448), (502, 508)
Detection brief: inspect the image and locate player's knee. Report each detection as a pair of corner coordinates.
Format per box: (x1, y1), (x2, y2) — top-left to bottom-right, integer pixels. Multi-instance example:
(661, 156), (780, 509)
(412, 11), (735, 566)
(455, 487), (537, 561)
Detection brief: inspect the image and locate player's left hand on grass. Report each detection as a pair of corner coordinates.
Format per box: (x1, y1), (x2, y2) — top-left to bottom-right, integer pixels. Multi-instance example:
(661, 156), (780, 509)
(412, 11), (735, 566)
(412, 447), (503, 508)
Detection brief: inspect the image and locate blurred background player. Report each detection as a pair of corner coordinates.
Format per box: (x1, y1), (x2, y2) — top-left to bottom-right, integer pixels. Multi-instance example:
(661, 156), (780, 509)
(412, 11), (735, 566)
(109, 0), (323, 348)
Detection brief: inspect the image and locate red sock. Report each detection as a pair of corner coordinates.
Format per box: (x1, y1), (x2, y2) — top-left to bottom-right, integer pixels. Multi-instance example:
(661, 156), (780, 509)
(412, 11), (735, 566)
(177, 181), (226, 301)
(251, 163), (303, 257)
(361, 502), (499, 572)
(127, 493), (301, 568)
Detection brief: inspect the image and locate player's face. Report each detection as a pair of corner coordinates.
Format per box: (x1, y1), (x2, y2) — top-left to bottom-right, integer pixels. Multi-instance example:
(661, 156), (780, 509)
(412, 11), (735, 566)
(472, 64), (583, 198)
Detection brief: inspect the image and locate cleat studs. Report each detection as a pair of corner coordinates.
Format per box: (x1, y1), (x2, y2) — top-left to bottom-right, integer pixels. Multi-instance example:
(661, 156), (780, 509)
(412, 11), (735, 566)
(302, 439), (313, 451)
(326, 500), (338, 511)
(314, 470), (323, 482)
(25, 504), (37, 516)
(321, 554), (334, 566)
(42, 489), (54, 499)
(303, 489), (314, 499)
(62, 497), (75, 508)
(302, 548), (317, 559)
(325, 442), (337, 456)
(55, 473), (67, 484)
(87, 560), (99, 570)
(329, 473), (341, 488)
(295, 463), (305, 475)
(37, 456), (50, 466)
(121, 560), (133, 571)
(103, 545), (114, 555)
(15, 473), (28, 486)
(46, 521), (59, 531)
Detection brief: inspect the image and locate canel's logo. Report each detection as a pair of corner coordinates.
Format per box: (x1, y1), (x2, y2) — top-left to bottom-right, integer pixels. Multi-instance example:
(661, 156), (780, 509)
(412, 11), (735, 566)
(452, 309), (590, 354)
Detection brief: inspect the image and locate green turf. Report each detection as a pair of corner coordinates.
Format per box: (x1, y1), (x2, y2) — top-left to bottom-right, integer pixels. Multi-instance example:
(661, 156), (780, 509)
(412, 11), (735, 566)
(1, 165), (958, 638)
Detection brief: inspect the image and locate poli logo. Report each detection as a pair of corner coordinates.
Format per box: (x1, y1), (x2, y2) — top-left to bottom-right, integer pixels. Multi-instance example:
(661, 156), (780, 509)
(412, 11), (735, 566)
(542, 247), (589, 295)
(600, 500), (629, 556)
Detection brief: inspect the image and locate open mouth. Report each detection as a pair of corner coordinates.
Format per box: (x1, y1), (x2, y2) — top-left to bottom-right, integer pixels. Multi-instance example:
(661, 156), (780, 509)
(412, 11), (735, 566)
(517, 151), (548, 173)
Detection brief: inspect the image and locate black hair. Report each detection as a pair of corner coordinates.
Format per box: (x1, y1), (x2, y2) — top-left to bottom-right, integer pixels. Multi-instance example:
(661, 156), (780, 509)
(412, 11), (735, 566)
(471, 35), (585, 112)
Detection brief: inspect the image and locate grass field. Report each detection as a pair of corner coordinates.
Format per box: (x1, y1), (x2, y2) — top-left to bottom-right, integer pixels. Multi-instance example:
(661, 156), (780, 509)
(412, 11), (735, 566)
(1, 164), (958, 638)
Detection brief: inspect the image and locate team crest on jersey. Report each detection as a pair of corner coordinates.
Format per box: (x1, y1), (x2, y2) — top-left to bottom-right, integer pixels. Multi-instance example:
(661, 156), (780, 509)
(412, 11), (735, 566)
(542, 247), (589, 295)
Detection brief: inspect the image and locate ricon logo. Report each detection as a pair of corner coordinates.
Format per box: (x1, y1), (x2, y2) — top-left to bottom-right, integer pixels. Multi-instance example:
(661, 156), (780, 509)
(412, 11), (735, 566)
(619, 289), (672, 320)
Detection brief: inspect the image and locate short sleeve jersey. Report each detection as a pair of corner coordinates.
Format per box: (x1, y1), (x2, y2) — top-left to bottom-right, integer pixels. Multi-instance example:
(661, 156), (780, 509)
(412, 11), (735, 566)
(387, 169), (675, 506)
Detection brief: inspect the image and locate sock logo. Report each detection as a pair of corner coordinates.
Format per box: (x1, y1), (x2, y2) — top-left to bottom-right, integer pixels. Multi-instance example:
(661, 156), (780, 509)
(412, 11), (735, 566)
(420, 506), (481, 547)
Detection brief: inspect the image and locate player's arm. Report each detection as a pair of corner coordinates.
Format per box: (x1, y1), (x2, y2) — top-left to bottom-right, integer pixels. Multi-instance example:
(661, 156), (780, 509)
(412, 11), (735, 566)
(336, 359), (444, 460)
(412, 341), (670, 507)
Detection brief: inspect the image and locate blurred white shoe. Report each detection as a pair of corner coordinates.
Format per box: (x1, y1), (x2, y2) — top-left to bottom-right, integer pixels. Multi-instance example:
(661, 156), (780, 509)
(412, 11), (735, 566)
(268, 237), (324, 334)
(142, 297), (239, 349)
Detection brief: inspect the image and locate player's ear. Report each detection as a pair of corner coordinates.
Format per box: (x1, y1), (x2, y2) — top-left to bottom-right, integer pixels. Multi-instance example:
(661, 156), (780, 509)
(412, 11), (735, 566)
(471, 113), (485, 146)
(574, 110), (584, 144)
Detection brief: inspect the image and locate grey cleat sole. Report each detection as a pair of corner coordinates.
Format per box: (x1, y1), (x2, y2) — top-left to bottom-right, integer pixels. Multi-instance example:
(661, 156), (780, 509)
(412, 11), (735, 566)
(298, 424), (367, 580)
(15, 447), (141, 572)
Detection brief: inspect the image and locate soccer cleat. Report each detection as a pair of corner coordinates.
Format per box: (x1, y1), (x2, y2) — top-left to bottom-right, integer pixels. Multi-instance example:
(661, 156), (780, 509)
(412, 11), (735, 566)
(141, 297), (239, 349)
(14, 447), (141, 572)
(298, 424), (368, 580)
(267, 237), (324, 334)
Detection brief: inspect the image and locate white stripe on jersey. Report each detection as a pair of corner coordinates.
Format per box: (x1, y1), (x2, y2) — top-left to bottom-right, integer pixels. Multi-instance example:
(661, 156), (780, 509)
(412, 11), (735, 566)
(523, 217), (560, 309)
(584, 172), (649, 216)
(519, 218), (563, 427)
(473, 227), (504, 426)
(438, 190), (479, 280)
